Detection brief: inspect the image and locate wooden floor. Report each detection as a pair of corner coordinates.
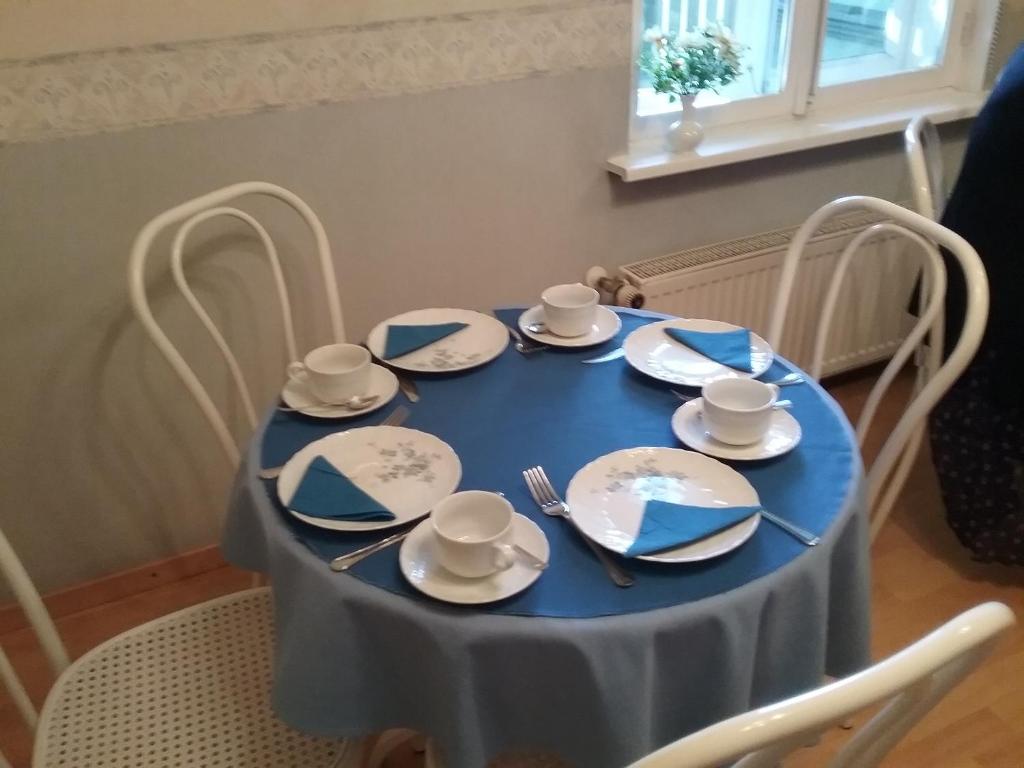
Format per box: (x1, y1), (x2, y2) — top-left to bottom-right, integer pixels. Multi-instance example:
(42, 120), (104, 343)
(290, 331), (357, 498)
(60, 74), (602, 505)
(2, 371), (1022, 768)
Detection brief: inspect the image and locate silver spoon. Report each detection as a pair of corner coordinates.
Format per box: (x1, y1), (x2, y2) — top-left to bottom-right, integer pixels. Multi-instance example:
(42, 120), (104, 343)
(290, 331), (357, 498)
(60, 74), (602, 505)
(506, 325), (545, 355)
(525, 322), (548, 334)
(672, 390), (793, 409)
(278, 394), (380, 413)
(767, 372), (805, 386)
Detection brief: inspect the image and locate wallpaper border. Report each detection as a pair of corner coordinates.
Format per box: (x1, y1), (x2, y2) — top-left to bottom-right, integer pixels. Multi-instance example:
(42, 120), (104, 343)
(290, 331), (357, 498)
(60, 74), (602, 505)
(0, 0), (630, 144)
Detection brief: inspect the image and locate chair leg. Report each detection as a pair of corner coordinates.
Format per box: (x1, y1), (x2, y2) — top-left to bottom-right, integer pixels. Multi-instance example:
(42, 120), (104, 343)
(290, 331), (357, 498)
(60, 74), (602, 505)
(424, 738), (445, 768)
(367, 729), (420, 767)
(329, 737), (370, 768)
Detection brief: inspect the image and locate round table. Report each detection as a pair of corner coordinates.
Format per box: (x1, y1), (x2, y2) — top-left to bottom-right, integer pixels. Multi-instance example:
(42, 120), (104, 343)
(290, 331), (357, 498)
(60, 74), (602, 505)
(222, 308), (870, 768)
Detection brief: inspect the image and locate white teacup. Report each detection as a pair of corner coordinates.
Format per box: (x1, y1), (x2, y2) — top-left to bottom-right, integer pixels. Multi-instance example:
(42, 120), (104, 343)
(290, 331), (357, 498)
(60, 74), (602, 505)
(287, 344), (370, 404)
(541, 283), (599, 337)
(701, 378), (780, 445)
(431, 491), (516, 578)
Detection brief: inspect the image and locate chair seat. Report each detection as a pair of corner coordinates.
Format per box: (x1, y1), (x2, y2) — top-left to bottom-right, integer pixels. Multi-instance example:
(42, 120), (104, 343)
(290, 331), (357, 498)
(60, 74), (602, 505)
(33, 587), (341, 767)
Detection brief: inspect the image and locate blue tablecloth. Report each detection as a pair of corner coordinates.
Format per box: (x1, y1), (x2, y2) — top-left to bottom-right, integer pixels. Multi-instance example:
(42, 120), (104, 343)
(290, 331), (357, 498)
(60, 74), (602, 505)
(222, 307), (870, 768)
(256, 308), (857, 618)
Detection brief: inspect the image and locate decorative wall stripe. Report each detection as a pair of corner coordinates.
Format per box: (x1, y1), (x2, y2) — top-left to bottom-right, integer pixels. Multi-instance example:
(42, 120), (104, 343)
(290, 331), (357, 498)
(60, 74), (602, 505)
(0, 0), (630, 144)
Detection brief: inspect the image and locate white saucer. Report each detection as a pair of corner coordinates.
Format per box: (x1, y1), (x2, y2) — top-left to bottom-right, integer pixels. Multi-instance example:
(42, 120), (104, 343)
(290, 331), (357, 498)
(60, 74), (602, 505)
(399, 513), (549, 605)
(671, 398), (802, 461)
(518, 304), (621, 348)
(281, 364), (398, 419)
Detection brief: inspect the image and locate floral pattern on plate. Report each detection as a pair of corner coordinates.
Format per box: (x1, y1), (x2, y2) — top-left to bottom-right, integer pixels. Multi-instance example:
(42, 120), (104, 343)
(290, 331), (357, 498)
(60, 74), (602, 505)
(369, 440), (444, 484)
(600, 456), (689, 494)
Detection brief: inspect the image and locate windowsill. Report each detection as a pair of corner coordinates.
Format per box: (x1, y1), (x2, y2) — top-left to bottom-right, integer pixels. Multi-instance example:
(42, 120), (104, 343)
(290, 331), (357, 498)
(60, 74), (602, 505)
(606, 88), (985, 182)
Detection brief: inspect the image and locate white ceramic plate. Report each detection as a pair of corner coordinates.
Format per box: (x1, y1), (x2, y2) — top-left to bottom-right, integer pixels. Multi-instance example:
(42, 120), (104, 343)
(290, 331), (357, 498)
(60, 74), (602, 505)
(400, 513), (548, 604)
(517, 304), (622, 348)
(366, 308), (509, 373)
(623, 318), (773, 387)
(671, 398), (802, 461)
(565, 447), (761, 562)
(281, 364), (398, 419)
(277, 426), (462, 532)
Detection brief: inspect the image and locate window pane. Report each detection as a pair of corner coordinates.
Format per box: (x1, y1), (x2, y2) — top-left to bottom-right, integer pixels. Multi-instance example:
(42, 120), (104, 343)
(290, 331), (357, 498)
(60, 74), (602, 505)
(819, 0), (952, 87)
(637, 0), (792, 116)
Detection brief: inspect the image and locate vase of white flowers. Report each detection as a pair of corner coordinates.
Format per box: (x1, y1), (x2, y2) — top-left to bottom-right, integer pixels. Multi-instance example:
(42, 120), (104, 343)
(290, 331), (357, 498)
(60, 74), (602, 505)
(639, 26), (744, 153)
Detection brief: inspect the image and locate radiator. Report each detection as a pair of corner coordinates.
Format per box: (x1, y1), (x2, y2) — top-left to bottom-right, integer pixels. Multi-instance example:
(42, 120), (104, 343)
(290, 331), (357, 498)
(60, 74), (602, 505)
(618, 209), (921, 376)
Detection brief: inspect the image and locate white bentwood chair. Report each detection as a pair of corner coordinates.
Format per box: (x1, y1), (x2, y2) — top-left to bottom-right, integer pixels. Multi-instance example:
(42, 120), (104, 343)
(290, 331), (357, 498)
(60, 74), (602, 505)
(904, 116), (945, 222)
(0, 183), (380, 767)
(128, 180), (346, 466)
(1, 523), (348, 766)
(626, 601), (1015, 768)
(892, 116), (948, 549)
(768, 196), (989, 541)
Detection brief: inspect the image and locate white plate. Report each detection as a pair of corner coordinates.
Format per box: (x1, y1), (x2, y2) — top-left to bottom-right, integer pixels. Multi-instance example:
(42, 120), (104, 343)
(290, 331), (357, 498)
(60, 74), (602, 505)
(366, 308), (509, 373)
(281, 364), (398, 419)
(400, 513), (549, 604)
(517, 305), (622, 348)
(623, 318), (773, 387)
(565, 447), (761, 562)
(277, 426), (462, 532)
(671, 399), (802, 461)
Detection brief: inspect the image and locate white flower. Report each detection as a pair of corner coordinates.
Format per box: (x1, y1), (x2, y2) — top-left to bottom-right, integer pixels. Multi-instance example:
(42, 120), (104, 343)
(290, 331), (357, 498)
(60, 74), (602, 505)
(677, 30), (707, 49)
(642, 27), (665, 44)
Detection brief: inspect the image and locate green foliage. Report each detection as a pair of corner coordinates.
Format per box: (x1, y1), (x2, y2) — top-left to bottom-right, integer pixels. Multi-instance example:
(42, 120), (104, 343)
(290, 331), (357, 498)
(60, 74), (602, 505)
(638, 26), (745, 100)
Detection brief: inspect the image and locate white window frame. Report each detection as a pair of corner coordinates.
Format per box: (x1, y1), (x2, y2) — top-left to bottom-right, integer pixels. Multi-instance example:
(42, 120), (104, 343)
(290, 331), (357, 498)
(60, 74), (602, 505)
(623, 0), (1001, 170)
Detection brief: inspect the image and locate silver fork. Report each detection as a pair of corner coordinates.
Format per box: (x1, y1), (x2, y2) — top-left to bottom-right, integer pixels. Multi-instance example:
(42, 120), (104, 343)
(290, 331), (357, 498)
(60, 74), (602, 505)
(522, 466), (635, 588)
(259, 405), (409, 480)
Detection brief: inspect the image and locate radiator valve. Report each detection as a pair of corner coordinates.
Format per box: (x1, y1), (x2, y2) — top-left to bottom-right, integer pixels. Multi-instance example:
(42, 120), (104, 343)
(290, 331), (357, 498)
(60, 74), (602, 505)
(584, 266), (646, 309)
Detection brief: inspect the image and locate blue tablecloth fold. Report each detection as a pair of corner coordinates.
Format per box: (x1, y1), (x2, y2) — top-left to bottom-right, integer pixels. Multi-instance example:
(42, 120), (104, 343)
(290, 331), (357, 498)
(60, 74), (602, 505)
(287, 456), (395, 521)
(384, 322), (469, 359)
(665, 327), (754, 372)
(624, 501), (762, 556)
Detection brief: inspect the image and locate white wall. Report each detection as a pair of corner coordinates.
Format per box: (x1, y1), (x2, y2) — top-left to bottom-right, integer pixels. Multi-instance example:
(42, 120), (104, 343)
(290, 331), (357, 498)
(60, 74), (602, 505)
(0, 0), (1019, 594)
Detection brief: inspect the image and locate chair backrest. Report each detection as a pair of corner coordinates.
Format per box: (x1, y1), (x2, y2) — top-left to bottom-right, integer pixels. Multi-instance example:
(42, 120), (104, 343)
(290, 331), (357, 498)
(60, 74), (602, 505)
(128, 182), (345, 466)
(627, 601), (1015, 768)
(904, 116), (945, 220)
(0, 527), (70, 762)
(768, 197), (988, 541)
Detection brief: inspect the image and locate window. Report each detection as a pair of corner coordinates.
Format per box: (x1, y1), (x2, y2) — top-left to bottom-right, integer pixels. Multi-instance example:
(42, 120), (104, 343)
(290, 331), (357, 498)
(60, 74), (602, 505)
(629, 0), (999, 145)
(819, 1), (953, 86)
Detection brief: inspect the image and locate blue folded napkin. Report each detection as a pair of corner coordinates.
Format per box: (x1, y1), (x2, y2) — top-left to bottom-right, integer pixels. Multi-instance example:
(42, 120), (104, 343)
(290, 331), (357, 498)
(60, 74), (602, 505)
(625, 500), (761, 557)
(383, 322), (469, 359)
(664, 327), (754, 372)
(288, 456), (395, 521)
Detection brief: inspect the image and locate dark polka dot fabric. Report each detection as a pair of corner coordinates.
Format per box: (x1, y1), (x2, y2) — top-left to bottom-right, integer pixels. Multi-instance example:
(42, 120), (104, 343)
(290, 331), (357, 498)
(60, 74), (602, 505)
(930, 351), (1024, 565)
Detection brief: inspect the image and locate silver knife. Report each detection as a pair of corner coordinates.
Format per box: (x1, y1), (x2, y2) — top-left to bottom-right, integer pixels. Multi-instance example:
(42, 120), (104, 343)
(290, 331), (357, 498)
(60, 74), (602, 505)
(330, 529), (412, 571)
(581, 347), (625, 364)
(396, 373), (420, 403)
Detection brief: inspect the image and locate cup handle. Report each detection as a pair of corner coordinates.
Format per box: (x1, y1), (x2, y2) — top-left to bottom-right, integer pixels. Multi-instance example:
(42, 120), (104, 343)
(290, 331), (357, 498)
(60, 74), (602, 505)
(286, 361), (307, 382)
(767, 383), (780, 403)
(492, 543), (516, 571)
